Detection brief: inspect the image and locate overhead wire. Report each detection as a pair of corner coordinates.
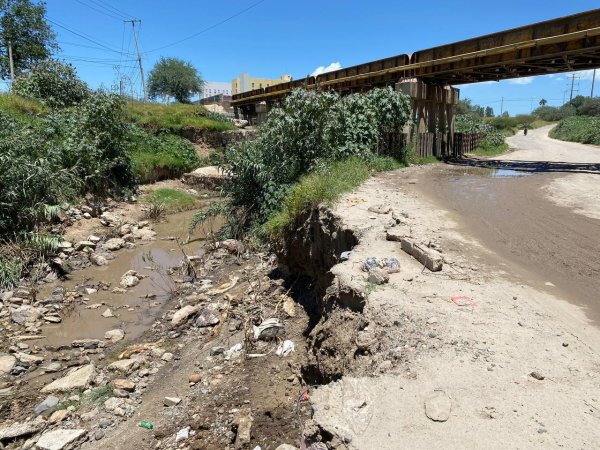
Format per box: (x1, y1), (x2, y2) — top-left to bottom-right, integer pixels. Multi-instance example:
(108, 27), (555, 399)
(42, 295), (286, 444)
(143, 0), (266, 53)
(48, 17), (127, 54)
(92, 0), (133, 20)
(73, 0), (124, 21)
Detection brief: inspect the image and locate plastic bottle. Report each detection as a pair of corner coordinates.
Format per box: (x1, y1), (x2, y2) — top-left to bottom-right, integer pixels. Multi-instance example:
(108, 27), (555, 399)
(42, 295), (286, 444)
(140, 420), (153, 430)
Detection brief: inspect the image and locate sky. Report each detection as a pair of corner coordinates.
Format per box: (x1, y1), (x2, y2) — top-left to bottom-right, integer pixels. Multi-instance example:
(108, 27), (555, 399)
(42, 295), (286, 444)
(37, 0), (600, 114)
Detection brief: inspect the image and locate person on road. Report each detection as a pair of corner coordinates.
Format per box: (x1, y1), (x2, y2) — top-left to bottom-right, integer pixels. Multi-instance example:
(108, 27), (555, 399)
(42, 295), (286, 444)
(524, 127), (528, 136)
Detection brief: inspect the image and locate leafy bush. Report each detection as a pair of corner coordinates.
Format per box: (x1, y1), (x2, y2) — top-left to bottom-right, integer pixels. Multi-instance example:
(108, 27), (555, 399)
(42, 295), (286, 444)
(0, 110), (78, 234)
(549, 116), (600, 144)
(60, 92), (134, 196)
(457, 113), (506, 153)
(127, 126), (200, 183)
(576, 98), (600, 117)
(13, 60), (90, 108)
(195, 87), (410, 234)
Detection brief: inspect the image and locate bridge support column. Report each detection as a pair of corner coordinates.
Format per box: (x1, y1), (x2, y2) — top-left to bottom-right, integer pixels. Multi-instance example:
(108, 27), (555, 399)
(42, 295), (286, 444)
(396, 79), (459, 158)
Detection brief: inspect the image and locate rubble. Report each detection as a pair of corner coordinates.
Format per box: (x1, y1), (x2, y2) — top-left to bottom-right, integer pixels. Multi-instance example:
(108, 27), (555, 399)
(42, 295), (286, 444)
(41, 364), (95, 393)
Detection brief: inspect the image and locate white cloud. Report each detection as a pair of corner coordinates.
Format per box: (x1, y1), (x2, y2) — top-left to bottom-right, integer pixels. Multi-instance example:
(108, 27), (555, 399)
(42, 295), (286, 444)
(311, 62), (342, 77)
(508, 77), (534, 85)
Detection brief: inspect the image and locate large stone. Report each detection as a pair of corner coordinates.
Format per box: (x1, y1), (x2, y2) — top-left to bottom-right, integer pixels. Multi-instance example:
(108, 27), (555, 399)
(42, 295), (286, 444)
(11, 305), (41, 325)
(171, 305), (200, 326)
(36, 428), (86, 450)
(234, 409), (253, 447)
(119, 272), (140, 288)
(104, 397), (124, 412)
(195, 308), (220, 328)
(424, 390), (451, 422)
(163, 396), (181, 407)
(16, 352), (44, 364)
(104, 238), (125, 251)
(276, 445), (299, 450)
(74, 240), (96, 251)
(41, 364), (95, 393)
(112, 378), (135, 392)
(0, 354), (16, 374)
(104, 329), (125, 342)
(131, 227), (156, 241)
(367, 268), (390, 285)
(0, 421), (46, 441)
(100, 211), (122, 227)
(108, 359), (138, 373)
(34, 395), (59, 415)
(400, 238), (443, 272)
(90, 253), (107, 266)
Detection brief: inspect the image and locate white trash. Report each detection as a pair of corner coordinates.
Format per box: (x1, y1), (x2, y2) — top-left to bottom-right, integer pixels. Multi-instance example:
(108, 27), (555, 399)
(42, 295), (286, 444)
(276, 340), (295, 357)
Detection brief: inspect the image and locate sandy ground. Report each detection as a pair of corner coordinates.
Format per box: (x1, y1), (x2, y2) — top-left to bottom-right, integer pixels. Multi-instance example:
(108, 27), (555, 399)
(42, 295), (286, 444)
(503, 125), (600, 219)
(310, 132), (600, 448)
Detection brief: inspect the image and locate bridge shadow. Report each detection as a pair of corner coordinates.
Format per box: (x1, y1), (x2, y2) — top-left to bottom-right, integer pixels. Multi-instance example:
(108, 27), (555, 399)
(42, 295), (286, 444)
(447, 157), (600, 175)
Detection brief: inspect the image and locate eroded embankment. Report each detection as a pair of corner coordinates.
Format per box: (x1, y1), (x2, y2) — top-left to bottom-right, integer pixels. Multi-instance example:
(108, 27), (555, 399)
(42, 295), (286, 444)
(278, 205), (422, 388)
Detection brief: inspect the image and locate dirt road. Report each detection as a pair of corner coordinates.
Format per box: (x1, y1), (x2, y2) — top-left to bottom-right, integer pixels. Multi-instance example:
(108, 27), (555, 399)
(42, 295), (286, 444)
(418, 126), (600, 323)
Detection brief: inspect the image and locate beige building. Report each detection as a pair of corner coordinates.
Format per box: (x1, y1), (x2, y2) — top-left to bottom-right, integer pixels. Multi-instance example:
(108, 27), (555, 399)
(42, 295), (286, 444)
(232, 73), (292, 95)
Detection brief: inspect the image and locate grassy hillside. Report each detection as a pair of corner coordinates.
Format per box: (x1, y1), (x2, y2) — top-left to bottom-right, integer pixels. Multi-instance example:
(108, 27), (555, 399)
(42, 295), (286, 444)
(125, 101), (235, 133)
(549, 116), (600, 145)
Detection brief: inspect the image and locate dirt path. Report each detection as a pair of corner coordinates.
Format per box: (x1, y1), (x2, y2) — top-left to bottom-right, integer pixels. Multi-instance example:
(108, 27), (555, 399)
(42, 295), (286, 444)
(309, 165), (600, 449)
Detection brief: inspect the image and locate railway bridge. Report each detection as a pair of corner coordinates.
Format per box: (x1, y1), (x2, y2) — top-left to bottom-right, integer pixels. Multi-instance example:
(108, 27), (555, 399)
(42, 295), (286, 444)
(232, 8), (600, 157)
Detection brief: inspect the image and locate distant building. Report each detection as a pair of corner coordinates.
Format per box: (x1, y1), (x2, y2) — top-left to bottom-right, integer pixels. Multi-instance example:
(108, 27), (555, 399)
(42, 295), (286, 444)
(201, 81), (231, 99)
(231, 73), (292, 95)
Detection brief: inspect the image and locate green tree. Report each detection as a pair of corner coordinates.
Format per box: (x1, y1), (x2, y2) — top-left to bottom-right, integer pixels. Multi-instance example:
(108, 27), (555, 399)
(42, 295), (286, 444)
(13, 59), (89, 107)
(0, 0), (58, 80)
(539, 98), (547, 106)
(484, 106), (494, 117)
(147, 57), (204, 103)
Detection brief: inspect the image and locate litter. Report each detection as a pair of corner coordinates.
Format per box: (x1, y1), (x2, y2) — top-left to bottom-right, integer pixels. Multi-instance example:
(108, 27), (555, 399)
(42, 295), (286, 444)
(139, 420), (153, 430)
(276, 340), (295, 357)
(362, 257), (401, 274)
(340, 251), (352, 261)
(207, 276), (239, 295)
(224, 343), (243, 360)
(253, 318), (285, 340)
(175, 426), (195, 442)
(451, 295), (477, 308)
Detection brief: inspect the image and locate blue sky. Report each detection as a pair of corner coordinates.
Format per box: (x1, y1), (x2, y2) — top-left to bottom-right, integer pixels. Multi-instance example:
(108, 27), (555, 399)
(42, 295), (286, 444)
(42, 0), (600, 114)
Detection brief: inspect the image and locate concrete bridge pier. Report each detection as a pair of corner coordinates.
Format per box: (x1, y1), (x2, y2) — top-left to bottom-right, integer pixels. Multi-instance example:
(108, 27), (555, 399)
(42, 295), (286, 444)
(396, 79), (459, 158)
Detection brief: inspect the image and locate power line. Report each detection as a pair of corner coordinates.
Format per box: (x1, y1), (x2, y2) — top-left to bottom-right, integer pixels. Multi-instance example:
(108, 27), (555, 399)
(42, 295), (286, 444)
(144, 0), (266, 53)
(58, 40), (134, 55)
(47, 17), (125, 54)
(74, 0), (124, 21)
(93, 0), (133, 20)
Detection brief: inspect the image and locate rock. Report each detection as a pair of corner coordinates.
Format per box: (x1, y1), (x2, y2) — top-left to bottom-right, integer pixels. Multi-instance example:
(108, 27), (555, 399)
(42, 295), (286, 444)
(101, 308), (115, 318)
(233, 118), (249, 128)
(104, 329), (125, 342)
(188, 373), (202, 383)
(41, 364), (95, 393)
(83, 212), (92, 219)
(385, 228), (405, 242)
(368, 205), (391, 214)
(41, 362), (62, 373)
(0, 354), (17, 374)
(210, 346), (225, 356)
(11, 305), (41, 325)
(119, 271), (140, 288)
(88, 235), (101, 243)
(368, 268), (390, 285)
(151, 347), (165, 358)
(104, 238), (125, 251)
(16, 352), (44, 364)
(50, 257), (72, 274)
(276, 446), (299, 450)
(530, 371), (545, 380)
(164, 396), (181, 407)
(282, 296), (296, 317)
(113, 379), (136, 392)
(195, 308), (220, 327)
(72, 339), (103, 349)
(34, 395), (60, 415)
(90, 253), (108, 266)
(36, 429), (86, 450)
(161, 352), (174, 362)
(112, 388), (129, 398)
(0, 421), (46, 441)
(119, 223), (132, 236)
(108, 359), (138, 373)
(132, 227), (156, 241)
(171, 305), (200, 326)
(48, 409), (69, 424)
(44, 315), (62, 323)
(234, 410), (253, 447)
(424, 390), (451, 422)
(100, 211), (122, 227)
(104, 397), (124, 412)
(94, 429), (105, 440)
(401, 238), (443, 272)
(74, 240), (96, 251)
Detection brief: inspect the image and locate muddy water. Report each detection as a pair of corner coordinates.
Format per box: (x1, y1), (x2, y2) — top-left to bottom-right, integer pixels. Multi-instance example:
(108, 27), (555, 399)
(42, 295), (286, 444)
(415, 165), (600, 324)
(39, 209), (223, 347)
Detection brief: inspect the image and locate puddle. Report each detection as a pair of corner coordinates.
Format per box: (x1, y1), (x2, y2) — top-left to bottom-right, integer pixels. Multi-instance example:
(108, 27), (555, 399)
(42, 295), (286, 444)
(489, 169), (532, 178)
(39, 208), (223, 348)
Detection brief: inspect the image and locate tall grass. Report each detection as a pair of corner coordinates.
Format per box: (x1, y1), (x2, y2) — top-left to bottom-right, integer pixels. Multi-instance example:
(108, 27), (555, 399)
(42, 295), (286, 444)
(263, 156), (402, 240)
(549, 116), (600, 145)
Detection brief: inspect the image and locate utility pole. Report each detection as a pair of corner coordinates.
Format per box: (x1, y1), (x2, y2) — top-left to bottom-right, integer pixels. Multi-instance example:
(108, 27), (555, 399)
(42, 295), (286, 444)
(125, 19), (147, 102)
(569, 74), (577, 104)
(591, 69), (596, 98)
(500, 96), (504, 115)
(8, 40), (15, 83)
